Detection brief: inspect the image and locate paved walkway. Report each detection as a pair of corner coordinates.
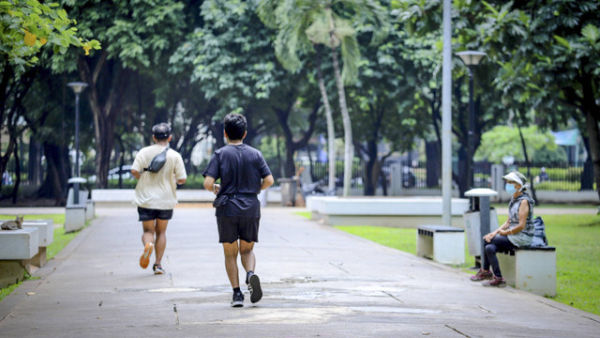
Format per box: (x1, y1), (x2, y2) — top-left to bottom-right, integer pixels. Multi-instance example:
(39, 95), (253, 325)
(1, 207), (599, 337)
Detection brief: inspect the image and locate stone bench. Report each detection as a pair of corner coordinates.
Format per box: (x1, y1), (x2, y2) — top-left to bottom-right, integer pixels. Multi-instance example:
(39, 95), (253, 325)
(497, 246), (556, 297)
(0, 228), (40, 288)
(306, 196), (469, 227)
(22, 219), (54, 267)
(417, 225), (465, 265)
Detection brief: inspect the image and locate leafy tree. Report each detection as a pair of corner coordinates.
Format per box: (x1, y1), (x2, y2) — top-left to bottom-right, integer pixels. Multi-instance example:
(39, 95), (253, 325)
(477, 0), (600, 200)
(54, 0), (185, 188)
(349, 27), (429, 195)
(475, 125), (565, 163)
(0, 0), (99, 70)
(172, 0), (321, 178)
(395, 0), (510, 195)
(0, 0), (98, 200)
(258, 0), (390, 196)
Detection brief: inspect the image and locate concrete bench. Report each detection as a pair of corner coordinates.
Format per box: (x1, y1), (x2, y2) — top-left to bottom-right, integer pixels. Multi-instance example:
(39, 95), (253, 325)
(497, 246), (556, 297)
(22, 219), (54, 267)
(417, 225), (465, 265)
(306, 196), (469, 227)
(0, 228), (40, 288)
(65, 205), (86, 233)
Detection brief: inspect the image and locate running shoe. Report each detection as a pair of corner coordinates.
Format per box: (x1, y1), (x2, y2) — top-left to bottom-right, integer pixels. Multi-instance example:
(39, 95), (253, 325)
(231, 291), (244, 307)
(470, 269), (493, 281)
(248, 273), (263, 304)
(482, 276), (506, 287)
(153, 264), (165, 275)
(139, 242), (153, 269)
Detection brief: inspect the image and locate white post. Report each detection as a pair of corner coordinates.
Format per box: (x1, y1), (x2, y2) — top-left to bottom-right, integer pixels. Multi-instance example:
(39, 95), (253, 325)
(441, 0), (453, 225)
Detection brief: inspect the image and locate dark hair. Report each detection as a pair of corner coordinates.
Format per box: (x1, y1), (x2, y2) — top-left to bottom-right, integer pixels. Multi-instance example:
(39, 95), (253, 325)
(152, 123), (171, 141)
(223, 113), (247, 140)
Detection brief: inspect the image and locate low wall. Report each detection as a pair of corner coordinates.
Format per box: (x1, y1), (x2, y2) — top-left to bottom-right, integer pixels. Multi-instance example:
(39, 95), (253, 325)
(92, 188), (283, 206)
(307, 196), (469, 227)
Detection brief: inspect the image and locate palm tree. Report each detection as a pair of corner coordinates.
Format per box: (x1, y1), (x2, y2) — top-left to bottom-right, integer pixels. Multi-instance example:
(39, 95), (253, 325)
(258, 0), (389, 196)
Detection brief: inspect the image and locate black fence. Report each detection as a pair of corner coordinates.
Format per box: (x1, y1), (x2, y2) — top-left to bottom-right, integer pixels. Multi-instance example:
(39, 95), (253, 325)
(282, 159), (595, 192)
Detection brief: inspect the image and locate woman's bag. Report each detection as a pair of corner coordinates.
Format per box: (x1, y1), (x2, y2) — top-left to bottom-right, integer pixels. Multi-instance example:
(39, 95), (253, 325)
(531, 216), (548, 247)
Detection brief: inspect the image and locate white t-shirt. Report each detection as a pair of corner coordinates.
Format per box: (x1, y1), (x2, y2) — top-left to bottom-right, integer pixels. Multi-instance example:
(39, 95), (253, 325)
(131, 144), (187, 210)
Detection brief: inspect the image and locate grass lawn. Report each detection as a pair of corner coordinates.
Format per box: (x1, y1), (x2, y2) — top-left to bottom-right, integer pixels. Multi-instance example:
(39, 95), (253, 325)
(337, 213), (600, 316)
(294, 211), (312, 220)
(0, 213), (85, 302)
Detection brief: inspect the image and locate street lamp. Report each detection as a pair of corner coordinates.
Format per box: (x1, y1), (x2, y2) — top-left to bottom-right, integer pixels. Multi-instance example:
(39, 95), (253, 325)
(456, 51), (486, 189)
(67, 81), (88, 205)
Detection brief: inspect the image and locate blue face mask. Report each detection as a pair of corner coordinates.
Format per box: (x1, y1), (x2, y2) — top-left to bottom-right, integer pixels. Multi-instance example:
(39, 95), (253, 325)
(505, 183), (516, 194)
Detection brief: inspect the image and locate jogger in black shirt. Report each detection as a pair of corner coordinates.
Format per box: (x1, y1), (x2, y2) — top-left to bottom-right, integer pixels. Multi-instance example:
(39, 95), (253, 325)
(203, 113), (274, 307)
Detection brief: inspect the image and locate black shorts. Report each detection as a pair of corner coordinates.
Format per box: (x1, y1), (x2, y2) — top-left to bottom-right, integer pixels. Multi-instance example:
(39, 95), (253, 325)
(217, 216), (260, 243)
(138, 207), (173, 221)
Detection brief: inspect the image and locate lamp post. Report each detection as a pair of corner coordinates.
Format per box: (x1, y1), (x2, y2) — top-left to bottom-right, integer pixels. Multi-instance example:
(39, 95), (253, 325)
(456, 51), (486, 190)
(67, 82), (88, 205)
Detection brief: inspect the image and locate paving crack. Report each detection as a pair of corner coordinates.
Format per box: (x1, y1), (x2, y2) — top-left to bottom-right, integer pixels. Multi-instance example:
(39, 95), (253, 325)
(382, 291), (404, 304)
(582, 315), (600, 325)
(173, 303), (180, 329)
(536, 300), (566, 313)
(329, 261), (349, 274)
(477, 305), (491, 313)
(445, 324), (470, 337)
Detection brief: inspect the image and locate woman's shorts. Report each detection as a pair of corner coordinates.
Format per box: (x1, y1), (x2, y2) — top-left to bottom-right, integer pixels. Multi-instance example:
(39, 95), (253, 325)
(217, 216), (260, 243)
(137, 207), (173, 221)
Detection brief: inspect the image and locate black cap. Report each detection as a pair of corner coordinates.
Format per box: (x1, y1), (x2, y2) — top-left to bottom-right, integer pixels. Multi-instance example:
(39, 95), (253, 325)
(152, 123), (171, 140)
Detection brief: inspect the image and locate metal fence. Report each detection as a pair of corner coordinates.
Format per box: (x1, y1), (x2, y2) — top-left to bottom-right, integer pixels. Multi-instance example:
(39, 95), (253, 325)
(282, 159), (595, 193)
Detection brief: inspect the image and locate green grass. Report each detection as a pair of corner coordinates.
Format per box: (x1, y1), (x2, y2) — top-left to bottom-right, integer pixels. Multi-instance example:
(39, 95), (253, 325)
(336, 226), (475, 270)
(0, 213), (84, 302)
(47, 226), (80, 260)
(337, 213), (600, 316)
(0, 214), (65, 225)
(294, 211), (312, 220)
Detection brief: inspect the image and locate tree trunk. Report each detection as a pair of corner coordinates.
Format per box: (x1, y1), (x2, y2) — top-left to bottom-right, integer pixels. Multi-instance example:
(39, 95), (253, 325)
(11, 141), (20, 204)
(316, 56), (336, 193)
(276, 134), (284, 179)
(329, 46), (353, 197)
(38, 142), (69, 205)
(28, 140), (42, 186)
(584, 109), (600, 201)
(363, 140), (379, 196)
(425, 141), (440, 188)
(580, 137), (594, 190)
(77, 54), (128, 188)
(518, 125), (538, 204)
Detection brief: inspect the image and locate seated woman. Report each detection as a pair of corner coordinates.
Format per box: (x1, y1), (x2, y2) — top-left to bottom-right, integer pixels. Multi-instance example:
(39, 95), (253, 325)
(470, 171), (535, 287)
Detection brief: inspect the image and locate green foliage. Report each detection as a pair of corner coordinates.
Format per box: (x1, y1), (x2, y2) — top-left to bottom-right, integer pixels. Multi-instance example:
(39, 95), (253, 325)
(475, 125), (564, 163)
(170, 0), (288, 118)
(258, 0), (390, 85)
(54, 0), (183, 72)
(0, 0), (99, 71)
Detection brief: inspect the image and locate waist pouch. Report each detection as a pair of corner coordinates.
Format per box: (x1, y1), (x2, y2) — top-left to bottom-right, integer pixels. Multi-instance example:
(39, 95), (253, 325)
(212, 193), (257, 208)
(213, 195), (229, 208)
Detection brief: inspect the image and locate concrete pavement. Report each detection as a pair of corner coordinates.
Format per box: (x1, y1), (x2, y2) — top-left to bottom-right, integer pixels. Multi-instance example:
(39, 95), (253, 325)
(0, 206), (599, 337)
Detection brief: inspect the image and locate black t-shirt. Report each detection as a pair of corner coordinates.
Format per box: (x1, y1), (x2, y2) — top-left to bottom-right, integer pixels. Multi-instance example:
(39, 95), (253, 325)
(202, 144), (271, 217)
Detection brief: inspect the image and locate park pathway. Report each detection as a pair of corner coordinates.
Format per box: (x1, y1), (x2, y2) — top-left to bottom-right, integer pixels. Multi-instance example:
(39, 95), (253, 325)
(0, 206), (599, 337)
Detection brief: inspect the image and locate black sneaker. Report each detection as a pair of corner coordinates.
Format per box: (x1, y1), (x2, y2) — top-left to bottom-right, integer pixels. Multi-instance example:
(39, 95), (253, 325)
(231, 291), (244, 307)
(248, 274), (263, 304)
